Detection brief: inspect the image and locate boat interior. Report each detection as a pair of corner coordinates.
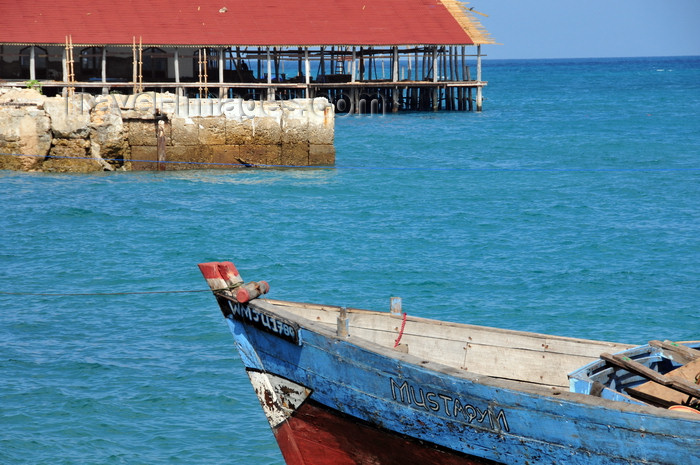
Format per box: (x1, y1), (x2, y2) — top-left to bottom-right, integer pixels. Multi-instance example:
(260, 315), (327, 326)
(262, 299), (699, 413)
(264, 299), (634, 390)
(568, 340), (700, 410)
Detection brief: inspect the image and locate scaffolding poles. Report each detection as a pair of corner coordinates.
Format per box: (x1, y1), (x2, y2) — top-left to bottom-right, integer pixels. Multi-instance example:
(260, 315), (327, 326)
(198, 47), (209, 97)
(132, 36), (143, 93)
(64, 35), (75, 96)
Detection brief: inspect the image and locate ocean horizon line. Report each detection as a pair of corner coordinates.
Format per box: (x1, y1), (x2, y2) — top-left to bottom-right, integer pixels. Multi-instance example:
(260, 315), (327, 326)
(483, 54), (700, 62)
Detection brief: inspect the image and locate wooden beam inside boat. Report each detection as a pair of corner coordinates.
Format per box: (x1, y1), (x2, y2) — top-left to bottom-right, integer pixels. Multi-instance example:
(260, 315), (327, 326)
(626, 359), (700, 408)
(649, 340), (700, 365)
(600, 352), (700, 399)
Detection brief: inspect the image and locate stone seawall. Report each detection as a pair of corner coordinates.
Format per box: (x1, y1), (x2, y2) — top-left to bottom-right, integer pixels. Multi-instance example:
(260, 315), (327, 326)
(0, 89), (335, 172)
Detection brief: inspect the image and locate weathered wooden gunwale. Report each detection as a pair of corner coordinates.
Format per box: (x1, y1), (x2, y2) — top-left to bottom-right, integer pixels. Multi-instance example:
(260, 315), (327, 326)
(262, 298), (633, 389)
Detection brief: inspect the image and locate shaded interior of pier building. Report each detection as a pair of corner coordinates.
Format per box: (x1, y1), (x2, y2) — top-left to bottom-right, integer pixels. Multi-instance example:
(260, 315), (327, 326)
(0, 0), (495, 112)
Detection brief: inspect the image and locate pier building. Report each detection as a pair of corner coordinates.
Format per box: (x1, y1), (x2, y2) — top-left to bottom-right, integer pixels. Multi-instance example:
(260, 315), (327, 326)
(0, 0), (495, 112)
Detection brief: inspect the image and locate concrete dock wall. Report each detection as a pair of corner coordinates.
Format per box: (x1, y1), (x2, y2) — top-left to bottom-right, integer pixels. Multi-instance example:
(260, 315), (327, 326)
(0, 89), (335, 172)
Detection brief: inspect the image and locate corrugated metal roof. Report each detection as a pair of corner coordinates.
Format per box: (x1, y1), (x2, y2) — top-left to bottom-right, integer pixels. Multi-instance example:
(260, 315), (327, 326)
(0, 0), (494, 47)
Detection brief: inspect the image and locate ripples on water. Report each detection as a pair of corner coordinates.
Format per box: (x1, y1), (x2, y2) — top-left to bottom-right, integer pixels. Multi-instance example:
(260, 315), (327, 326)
(1, 57), (699, 464)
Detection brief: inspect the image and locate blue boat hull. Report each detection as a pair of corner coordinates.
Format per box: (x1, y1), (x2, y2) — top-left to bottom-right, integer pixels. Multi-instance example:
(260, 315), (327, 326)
(198, 261), (698, 464)
(223, 304), (698, 464)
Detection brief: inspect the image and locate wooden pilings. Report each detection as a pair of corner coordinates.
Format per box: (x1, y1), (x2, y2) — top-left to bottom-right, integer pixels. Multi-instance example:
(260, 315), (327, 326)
(156, 119), (166, 171)
(6, 44), (487, 112)
(311, 81), (483, 114)
(304, 44), (485, 113)
(476, 44), (483, 112)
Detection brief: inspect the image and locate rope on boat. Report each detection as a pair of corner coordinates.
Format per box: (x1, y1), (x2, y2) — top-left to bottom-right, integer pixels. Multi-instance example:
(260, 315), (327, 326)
(393, 312), (407, 348)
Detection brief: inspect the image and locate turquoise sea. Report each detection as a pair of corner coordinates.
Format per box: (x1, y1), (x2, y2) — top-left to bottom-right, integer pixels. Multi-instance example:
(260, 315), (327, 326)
(1, 56), (699, 464)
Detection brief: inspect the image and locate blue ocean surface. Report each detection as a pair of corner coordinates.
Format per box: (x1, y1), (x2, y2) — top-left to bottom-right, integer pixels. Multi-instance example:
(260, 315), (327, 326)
(1, 56), (699, 464)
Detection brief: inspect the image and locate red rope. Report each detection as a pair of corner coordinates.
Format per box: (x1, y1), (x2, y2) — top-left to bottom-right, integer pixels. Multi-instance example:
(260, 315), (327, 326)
(393, 312), (407, 348)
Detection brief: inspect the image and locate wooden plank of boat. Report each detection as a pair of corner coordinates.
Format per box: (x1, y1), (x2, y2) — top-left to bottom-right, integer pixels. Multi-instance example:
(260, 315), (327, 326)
(600, 352), (700, 399)
(649, 339), (700, 365)
(627, 358), (700, 407)
(266, 299), (633, 388)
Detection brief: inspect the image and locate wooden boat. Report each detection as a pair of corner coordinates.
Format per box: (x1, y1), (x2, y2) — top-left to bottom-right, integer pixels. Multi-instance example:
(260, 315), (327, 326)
(199, 261), (699, 465)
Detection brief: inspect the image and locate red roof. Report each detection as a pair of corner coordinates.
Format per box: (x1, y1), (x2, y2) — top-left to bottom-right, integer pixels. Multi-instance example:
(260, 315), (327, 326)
(0, 0), (490, 47)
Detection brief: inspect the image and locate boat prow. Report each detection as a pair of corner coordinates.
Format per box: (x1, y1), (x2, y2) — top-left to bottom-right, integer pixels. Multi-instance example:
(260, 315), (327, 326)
(198, 261), (699, 465)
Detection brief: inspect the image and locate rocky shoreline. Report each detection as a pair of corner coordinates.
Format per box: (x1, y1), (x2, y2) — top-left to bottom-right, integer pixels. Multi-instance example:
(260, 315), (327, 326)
(0, 89), (335, 172)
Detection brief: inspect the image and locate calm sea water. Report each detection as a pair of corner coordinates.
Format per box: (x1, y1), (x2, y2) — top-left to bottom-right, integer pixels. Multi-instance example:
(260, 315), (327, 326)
(1, 56), (699, 464)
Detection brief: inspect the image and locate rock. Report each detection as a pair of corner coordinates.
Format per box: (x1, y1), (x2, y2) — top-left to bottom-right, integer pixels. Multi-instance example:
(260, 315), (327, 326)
(210, 145), (241, 169)
(225, 118), (255, 145)
(240, 144), (281, 166)
(49, 138), (90, 158)
(42, 155), (102, 173)
(195, 117), (226, 145)
(125, 120), (157, 146)
(0, 88), (46, 107)
(129, 145), (159, 170)
(43, 94), (94, 139)
(281, 114), (308, 145)
(310, 144), (336, 166)
(308, 98), (335, 145)
(90, 99), (129, 169)
(163, 145), (213, 170)
(249, 116), (282, 145)
(171, 117), (199, 146)
(0, 106), (51, 170)
(0, 92), (334, 171)
(281, 143), (309, 166)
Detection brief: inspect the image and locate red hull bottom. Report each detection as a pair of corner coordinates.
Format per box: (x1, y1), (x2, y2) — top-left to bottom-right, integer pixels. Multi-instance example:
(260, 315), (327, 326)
(273, 400), (502, 465)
